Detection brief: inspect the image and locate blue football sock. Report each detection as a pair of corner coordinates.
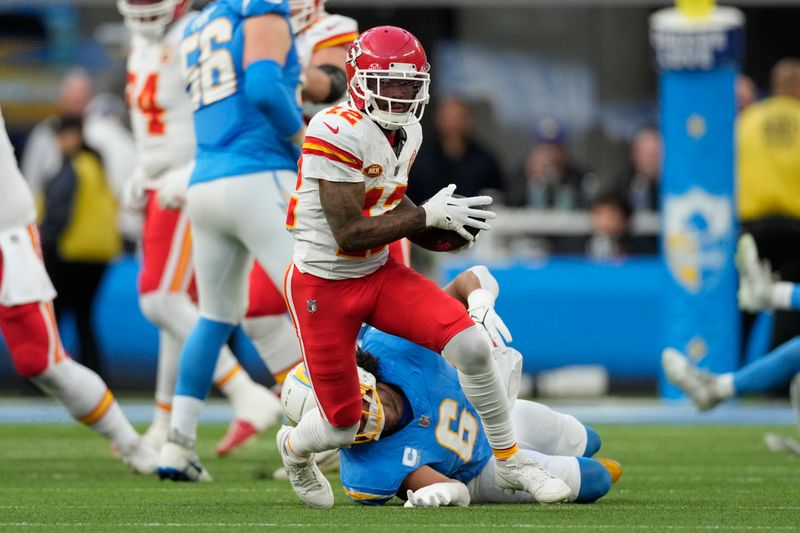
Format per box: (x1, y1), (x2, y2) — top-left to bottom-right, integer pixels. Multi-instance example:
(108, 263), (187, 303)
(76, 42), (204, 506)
(175, 317), (236, 400)
(575, 457), (612, 503)
(583, 426), (602, 457)
(733, 336), (800, 395)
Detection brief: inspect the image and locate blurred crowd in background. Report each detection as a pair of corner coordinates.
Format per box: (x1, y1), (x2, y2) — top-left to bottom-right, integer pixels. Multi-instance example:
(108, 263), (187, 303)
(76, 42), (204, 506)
(2, 1), (800, 388)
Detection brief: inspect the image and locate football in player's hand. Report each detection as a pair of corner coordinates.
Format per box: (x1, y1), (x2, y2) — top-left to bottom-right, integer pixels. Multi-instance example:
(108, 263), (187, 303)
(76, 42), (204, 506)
(410, 195), (486, 252)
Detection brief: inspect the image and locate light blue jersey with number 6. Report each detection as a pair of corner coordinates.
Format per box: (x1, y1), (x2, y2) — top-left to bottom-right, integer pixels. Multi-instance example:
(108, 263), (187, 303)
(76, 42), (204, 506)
(339, 327), (492, 505)
(181, 0), (302, 185)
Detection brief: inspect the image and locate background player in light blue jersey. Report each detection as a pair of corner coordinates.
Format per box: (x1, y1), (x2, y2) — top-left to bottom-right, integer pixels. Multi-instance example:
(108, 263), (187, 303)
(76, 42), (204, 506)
(663, 234), (800, 451)
(157, 0), (304, 481)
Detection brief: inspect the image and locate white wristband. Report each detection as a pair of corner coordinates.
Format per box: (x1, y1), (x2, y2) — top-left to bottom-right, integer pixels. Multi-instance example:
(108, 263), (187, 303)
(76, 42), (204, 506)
(467, 265), (499, 300)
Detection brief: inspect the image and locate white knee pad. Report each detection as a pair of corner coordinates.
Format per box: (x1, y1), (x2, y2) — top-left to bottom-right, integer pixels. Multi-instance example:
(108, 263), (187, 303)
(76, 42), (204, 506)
(139, 291), (197, 339)
(442, 326), (492, 374)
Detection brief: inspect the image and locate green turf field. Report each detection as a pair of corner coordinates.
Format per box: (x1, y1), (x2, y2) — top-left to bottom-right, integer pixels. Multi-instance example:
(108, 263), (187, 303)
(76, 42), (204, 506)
(1, 424), (798, 532)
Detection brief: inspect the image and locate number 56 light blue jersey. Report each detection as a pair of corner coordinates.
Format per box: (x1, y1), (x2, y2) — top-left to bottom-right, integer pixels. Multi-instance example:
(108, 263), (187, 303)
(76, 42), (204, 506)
(339, 327), (492, 505)
(181, 0), (301, 185)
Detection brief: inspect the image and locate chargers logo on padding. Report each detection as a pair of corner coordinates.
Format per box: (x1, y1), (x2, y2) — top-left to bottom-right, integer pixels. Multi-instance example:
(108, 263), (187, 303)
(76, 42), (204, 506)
(664, 188), (733, 293)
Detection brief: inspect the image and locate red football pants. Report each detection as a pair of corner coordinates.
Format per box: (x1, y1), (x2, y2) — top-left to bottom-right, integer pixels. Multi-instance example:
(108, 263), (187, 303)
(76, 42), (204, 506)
(284, 256), (473, 427)
(0, 248), (66, 377)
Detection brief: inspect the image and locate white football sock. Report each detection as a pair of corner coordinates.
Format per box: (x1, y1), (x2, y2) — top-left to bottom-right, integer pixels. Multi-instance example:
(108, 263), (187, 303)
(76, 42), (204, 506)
(154, 330), (180, 412)
(772, 282), (795, 311)
(443, 327), (517, 454)
(714, 373), (735, 399)
(30, 358), (140, 451)
(170, 395), (205, 445)
(242, 314), (302, 383)
(458, 362), (517, 453)
(285, 408), (358, 460)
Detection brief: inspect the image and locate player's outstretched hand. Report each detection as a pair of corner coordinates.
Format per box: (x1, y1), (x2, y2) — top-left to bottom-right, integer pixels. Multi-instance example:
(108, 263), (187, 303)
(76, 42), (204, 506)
(404, 482), (470, 508)
(468, 288), (512, 351)
(422, 184), (496, 242)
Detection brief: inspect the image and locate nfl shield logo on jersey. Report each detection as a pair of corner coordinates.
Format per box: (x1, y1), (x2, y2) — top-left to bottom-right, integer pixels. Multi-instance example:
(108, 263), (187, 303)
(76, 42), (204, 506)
(307, 300), (317, 313)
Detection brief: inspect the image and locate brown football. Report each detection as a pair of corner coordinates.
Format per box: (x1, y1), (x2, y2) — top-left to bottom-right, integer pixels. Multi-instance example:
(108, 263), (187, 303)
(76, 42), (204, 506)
(409, 195), (486, 252)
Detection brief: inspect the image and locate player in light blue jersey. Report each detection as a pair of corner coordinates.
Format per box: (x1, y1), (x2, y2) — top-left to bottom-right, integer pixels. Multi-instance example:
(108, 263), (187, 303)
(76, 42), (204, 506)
(157, 0), (305, 481)
(279, 266), (621, 507)
(336, 329), (617, 507)
(663, 234), (800, 452)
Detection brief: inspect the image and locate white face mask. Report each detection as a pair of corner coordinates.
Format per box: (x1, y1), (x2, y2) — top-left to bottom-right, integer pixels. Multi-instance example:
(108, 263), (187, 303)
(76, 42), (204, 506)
(289, 0), (319, 35)
(350, 67), (430, 131)
(118, 0), (178, 40)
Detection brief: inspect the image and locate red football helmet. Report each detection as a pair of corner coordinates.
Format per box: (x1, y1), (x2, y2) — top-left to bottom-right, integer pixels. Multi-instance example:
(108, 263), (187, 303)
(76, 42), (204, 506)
(118, 0), (192, 39)
(346, 26), (431, 131)
(290, 0), (325, 35)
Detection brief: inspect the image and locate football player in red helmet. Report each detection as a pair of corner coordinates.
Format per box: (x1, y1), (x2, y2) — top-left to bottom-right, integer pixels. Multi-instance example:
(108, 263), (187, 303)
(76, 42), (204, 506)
(118, 0), (193, 39)
(278, 26), (571, 509)
(345, 26), (430, 130)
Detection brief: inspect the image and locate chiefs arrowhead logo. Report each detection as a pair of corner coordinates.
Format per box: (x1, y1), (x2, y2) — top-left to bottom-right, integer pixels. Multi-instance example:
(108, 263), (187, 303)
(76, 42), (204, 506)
(362, 164), (383, 178)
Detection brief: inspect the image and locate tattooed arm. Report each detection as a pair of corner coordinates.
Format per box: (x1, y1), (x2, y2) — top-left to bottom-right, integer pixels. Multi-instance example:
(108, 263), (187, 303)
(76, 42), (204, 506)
(319, 180), (426, 252)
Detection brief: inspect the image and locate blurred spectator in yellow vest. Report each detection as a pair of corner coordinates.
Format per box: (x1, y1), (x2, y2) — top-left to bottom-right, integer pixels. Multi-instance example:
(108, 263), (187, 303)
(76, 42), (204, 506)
(737, 58), (800, 349)
(40, 116), (122, 379)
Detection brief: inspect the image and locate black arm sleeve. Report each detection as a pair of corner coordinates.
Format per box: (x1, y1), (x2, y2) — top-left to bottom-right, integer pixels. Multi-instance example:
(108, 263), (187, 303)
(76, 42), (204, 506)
(318, 64), (348, 104)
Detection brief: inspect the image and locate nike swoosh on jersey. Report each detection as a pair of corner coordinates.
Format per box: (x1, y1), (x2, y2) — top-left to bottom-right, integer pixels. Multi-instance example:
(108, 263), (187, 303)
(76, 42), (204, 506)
(323, 122), (340, 134)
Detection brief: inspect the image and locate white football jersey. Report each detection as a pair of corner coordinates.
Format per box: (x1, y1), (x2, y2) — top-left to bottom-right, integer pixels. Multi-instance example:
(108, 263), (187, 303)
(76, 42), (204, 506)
(287, 102), (421, 280)
(126, 13), (196, 184)
(0, 107), (36, 232)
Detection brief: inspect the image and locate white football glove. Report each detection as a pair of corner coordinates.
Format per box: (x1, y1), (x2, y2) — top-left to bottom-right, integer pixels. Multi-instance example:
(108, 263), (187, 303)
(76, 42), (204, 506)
(404, 482), (470, 508)
(157, 161), (194, 210)
(422, 184), (496, 242)
(120, 167), (148, 213)
(468, 288), (512, 352)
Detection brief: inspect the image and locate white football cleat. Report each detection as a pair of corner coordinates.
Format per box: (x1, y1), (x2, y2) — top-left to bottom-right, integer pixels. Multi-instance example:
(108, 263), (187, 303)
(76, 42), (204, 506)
(157, 441), (212, 482)
(273, 448), (340, 480)
(276, 426), (334, 508)
(120, 438), (159, 475)
(495, 452), (571, 503)
(735, 234), (774, 313)
(662, 348), (723, 411)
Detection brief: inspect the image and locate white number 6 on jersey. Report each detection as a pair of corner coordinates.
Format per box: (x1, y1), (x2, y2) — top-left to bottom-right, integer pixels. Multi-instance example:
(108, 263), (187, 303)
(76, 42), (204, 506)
(181, 17), (237, 109)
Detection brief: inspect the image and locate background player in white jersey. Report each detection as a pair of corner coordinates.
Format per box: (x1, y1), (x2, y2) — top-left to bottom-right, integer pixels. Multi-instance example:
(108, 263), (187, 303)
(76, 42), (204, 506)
(663, 234), (800, 453)
(119, 0), (281, 455)
(0, 107), (157, 474)
(278, 26), (570, 508)
(156, 0), (304, 481)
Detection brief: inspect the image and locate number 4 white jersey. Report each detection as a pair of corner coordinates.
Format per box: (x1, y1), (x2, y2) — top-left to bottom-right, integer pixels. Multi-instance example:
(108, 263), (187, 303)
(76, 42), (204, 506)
(0, 107), (36, 232)
(126, 13), (197, 181)
(286, 103), (422, 280)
